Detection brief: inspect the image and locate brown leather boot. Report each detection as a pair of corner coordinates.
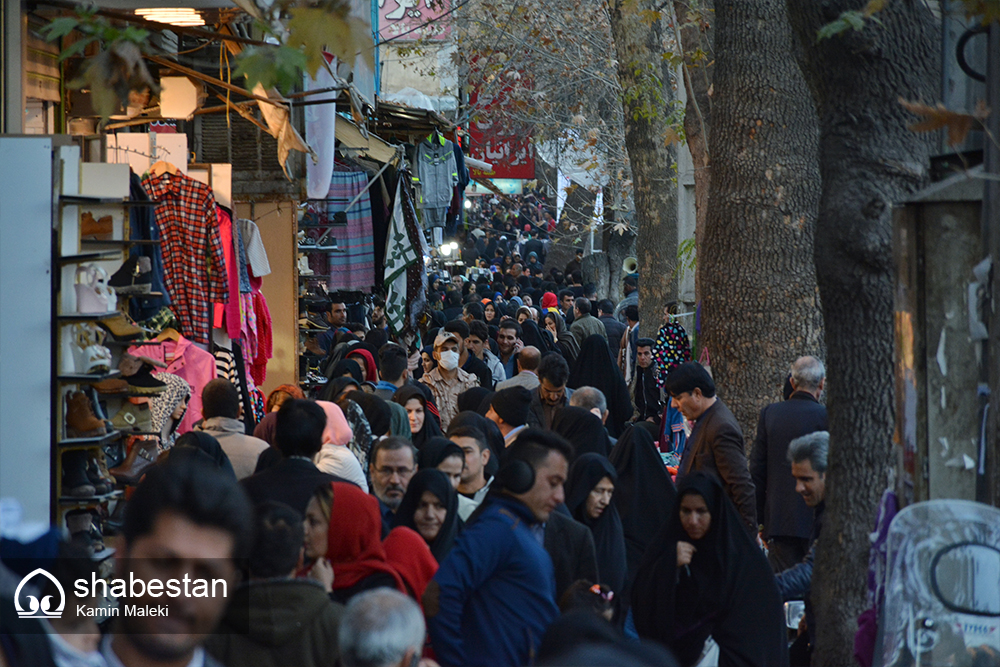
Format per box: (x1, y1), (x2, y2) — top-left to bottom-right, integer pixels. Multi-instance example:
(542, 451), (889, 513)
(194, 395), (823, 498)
(80, 211), (113, 241)
(66, 391), (107, 438)
(94, 449), (117, 489)
(109, 437), (159, 486)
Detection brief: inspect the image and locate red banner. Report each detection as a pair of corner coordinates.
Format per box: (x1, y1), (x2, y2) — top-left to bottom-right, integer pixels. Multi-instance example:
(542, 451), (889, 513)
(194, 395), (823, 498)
(467, 84), (535, 180)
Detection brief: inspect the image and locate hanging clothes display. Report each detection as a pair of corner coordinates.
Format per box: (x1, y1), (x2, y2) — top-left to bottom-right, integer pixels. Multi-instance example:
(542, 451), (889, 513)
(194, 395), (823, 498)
(360, 159), (394, 279)
(384, 175), (427, 336)
(130, 334), (217, 435)
(414, 135), (458, 233)
(127, 172), (170, 321)
(212, 207), (246, 342)
(238, 218), (272, 278)
(247, 275), (273, 386)
(234, 213), (252, 293)
(142, 171), (229, 345)
(215, 347), (239, 384)
(320, 171), (376, 291)
(305, 54), (338, 200)
(445, 141), (470, 236)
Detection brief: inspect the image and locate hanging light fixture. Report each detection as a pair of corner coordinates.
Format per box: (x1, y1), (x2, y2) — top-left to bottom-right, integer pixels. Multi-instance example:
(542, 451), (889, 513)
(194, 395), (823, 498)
(134, 8), (206, 26)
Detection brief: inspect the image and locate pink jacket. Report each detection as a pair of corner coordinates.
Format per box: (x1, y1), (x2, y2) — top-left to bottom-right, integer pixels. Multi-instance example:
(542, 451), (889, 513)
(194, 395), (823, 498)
(131, 336), (217, 435)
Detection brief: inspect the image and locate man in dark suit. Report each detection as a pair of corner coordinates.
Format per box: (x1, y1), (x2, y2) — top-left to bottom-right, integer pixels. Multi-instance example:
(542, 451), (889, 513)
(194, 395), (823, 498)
(544, 510), (599, 603)
(666, 362), (757, 535)
(750, 356), (828, 572)
(242, 399), (345, 515)
(598, 299), (626, 348)
(523, 232), (545, 265)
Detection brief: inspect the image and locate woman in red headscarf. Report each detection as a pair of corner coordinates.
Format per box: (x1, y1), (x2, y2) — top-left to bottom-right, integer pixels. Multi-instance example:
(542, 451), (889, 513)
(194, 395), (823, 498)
(346, 348), (377, 384)
(383, 526), (438, 604)
(302, 481), (406, 604)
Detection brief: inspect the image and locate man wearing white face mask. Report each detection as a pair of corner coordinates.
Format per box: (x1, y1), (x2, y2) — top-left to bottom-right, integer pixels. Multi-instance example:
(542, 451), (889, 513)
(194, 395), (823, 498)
(420, 331), (479, 432)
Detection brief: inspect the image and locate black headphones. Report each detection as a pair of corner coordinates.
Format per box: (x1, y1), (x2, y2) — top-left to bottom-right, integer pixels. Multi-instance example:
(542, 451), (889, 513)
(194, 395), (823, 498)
(498, 458), (535, 495)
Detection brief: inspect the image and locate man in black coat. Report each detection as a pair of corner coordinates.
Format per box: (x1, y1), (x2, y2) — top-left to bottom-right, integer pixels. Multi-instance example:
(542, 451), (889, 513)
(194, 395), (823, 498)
(523, 232), (545, 266)
(750, 356), (828, 571)
(666, 362), (757, 536)
(243, 399), (347, 515)
(597, 299), (626, 348)
(544, 510), (599, 603)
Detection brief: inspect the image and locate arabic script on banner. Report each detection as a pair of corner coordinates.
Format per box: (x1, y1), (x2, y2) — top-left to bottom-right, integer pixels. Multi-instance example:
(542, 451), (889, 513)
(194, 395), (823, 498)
(468, 87), (534, 180)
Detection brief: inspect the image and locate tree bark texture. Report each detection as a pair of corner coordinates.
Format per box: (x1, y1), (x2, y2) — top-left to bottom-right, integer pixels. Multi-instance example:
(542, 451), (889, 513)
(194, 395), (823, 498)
(672, 0), (714, 303)
(699, 0), (824, 448)
(785, 3), (939, 665)
(608, 0), (680, 338)
(983, 21), (1000, 508)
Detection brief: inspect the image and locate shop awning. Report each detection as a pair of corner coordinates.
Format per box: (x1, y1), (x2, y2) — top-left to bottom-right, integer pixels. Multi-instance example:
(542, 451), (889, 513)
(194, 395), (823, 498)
(372, 100), (454, 140)
(336, 117), (398, 164)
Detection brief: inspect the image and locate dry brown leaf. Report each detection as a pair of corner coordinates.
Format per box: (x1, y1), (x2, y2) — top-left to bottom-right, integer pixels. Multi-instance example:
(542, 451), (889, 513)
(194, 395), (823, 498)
(863, 0), (885, 17)
(898, 97), (990, 147)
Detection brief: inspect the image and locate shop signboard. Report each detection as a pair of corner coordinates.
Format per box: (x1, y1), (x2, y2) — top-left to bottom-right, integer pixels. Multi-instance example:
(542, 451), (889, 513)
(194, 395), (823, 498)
(378, 0), (451, 41)
(468, 83), (534, 180)
(468, 179), (523, 195)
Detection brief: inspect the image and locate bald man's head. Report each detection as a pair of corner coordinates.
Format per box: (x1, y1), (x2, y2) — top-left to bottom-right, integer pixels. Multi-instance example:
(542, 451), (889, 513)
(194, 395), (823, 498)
(517, 346), (541, 373)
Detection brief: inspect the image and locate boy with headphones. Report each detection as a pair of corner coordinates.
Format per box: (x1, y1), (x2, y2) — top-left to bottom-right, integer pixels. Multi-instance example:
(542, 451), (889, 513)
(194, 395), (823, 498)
(424, 430), (573, 667)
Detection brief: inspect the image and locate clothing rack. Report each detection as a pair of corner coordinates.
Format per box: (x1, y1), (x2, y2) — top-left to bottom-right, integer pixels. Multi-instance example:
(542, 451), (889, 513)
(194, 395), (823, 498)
(107, 144), (174, 162)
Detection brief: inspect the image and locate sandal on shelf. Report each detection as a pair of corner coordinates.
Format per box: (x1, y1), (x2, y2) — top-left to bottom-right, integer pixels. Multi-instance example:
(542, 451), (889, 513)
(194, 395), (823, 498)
(94, 266), (117, 312)
(75, 265), (109, 314)
(71, 324), (112, 375)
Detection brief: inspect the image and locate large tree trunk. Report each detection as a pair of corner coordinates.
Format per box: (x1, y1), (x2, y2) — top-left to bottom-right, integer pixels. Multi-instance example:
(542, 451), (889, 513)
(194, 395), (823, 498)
(607, 0), (679, 338)
(699, 0), (824, 446)
(785, 3), (939, 665)
(672, 0), (714, 303)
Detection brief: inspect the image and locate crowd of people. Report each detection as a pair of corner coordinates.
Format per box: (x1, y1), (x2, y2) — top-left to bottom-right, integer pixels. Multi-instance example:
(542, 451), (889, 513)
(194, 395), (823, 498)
(2, 216), (838, 667)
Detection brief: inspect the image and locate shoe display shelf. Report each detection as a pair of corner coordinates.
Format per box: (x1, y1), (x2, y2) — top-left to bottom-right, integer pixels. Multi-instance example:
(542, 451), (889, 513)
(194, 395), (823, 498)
(52, 185), (149, 530)
(59, 490), (124, 506)
(57, 430), (123, 450)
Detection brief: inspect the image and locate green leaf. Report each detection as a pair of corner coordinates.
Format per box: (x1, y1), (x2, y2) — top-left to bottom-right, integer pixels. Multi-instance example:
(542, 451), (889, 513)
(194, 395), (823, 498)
(842, 11), (865, 30)
(41, 16), (81, 41)
(287, 6), (355, 78)
(57, 35), (96, 62)
(816, 10), (873, 41)
(235, 46), (307, 94)
(120, 26), (151, 44)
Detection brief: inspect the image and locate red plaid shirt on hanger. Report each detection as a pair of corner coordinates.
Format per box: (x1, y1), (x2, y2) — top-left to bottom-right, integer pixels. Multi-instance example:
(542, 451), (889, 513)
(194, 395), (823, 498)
(142, 172), (228, 344)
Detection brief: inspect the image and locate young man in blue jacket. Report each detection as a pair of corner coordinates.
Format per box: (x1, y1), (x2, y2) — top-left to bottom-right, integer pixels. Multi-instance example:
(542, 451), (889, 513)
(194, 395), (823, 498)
(424, 429), (571, 667)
